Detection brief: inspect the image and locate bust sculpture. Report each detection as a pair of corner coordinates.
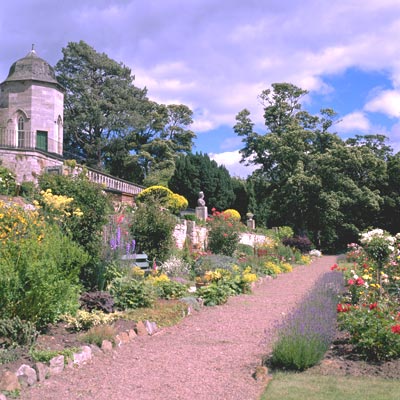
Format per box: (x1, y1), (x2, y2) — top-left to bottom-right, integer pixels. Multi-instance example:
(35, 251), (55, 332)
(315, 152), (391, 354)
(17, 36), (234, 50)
(197, 191), (206, 207)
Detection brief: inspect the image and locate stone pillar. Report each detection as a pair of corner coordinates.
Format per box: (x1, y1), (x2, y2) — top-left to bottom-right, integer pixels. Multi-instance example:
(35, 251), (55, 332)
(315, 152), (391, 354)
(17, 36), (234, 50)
(247, 219), (255, 230)
(195, 206), (208, 221)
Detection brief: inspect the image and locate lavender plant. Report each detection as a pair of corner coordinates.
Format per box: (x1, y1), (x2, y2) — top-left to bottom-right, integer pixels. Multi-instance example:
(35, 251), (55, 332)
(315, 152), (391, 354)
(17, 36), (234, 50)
(269, 271), (344, 371)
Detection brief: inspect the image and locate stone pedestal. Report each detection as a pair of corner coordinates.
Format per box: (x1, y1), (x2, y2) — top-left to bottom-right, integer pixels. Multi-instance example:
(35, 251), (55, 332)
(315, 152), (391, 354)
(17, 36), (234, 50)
(247, 219), (255, 230)
(195, 206), (208, 221)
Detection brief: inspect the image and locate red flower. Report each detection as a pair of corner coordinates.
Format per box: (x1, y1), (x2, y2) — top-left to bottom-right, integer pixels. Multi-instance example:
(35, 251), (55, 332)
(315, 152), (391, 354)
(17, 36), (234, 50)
(369, 302), (378, 310)
(362, 263), (369, 269)
(347, 279), (355, 285)
(337, 303), (352, 313)
(391, 325), (400, 334)
(356, 277), (365, 286)
(330, 264), (338, 271)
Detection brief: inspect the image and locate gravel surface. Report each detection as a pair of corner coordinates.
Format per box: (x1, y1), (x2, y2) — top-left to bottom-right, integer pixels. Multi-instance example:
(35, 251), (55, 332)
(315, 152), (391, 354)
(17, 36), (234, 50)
(20, 256), (336, 400)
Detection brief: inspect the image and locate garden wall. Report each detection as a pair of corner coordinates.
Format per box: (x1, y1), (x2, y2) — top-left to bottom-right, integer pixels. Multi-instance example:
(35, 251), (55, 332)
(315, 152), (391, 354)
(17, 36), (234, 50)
(173, 220), (266, 250)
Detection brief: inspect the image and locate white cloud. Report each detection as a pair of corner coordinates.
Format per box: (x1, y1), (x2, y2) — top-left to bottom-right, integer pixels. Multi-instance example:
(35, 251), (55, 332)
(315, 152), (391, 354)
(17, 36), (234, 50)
(336, 111), (371, 132)
(209, 150), (256, 178)
(364, 90), (400, 118)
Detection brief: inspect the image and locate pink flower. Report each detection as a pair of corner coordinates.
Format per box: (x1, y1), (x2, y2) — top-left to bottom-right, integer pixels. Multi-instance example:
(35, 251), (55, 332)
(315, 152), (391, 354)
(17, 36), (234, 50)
(347, 279), (355, 285)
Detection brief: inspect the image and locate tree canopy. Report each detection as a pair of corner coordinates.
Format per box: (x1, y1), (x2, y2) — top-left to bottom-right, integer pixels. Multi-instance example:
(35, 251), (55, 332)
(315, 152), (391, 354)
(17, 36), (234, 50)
(168, 152), (235, 210)
(235, 82), (396, 251)
(56, 41), (195, 185)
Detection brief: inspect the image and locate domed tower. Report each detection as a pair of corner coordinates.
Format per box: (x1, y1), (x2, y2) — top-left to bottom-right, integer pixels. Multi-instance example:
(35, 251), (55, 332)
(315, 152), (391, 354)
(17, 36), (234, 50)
(0, 48), (64, 182)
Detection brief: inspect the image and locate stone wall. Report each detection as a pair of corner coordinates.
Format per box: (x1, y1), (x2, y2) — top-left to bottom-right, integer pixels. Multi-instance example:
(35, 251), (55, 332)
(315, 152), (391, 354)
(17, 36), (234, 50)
(0, 148), (63, 183)
(173, 220), (266, 250)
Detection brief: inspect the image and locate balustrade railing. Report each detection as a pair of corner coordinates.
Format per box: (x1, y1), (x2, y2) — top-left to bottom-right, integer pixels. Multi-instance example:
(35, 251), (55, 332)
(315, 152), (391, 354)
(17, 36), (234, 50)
(0, 128), (62, 155)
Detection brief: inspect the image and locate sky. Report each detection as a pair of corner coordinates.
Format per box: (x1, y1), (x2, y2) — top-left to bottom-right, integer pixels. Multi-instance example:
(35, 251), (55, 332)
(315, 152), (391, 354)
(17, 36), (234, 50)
(2, 0), (400, 177)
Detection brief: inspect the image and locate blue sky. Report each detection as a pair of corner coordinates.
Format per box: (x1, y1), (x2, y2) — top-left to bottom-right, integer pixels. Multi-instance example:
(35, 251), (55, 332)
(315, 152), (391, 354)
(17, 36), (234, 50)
(2, 0), (400, 177)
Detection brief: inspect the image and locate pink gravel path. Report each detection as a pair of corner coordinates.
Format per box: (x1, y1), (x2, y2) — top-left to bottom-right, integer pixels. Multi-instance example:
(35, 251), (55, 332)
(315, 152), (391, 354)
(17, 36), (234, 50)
(21, 256), (336, 400)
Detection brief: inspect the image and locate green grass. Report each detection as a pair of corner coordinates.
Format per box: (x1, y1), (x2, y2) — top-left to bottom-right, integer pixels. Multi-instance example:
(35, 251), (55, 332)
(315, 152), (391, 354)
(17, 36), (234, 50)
(261, 372), (400, 400)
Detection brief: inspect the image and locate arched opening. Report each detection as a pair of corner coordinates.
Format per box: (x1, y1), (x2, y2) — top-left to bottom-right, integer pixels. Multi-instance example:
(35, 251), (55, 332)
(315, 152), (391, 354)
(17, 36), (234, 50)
(17, 116), (25, 148)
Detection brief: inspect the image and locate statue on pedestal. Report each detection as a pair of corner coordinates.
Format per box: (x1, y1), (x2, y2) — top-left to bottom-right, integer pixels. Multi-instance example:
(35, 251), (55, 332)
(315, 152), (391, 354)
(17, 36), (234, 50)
(197, 191), (206, 207)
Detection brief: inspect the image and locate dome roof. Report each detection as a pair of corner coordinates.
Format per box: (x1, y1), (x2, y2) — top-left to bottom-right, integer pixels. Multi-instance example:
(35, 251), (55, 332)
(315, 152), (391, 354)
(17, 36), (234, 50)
(4, 49), (59, 85)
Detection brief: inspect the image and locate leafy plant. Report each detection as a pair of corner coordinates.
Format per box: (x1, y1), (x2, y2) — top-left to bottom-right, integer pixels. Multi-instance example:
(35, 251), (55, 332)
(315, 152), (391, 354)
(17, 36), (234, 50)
(109, 276), (157, 310)
(0, 317), (38, 349)
(79, 291), (115, 313)
(197, 282), (233, 306)
(207, 209), (242, 256)
(0, 201), (88, 329)
(0, 166), (17, 196)
(282, 235), (313, 253)
(30, 347), (80, 364)
(130, 200), (176, 262)
(338, 302), (400, 361)
(193, 254), (237, 276)
(62, 310), (121, 331)
(269, 272), (343, 371)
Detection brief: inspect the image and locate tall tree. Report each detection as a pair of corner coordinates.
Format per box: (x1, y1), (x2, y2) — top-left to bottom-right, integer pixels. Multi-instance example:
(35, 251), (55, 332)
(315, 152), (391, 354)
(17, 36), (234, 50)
(55, 40), (148, 169)
(235, 83), (391, 251)
(168, 153), (235, 210)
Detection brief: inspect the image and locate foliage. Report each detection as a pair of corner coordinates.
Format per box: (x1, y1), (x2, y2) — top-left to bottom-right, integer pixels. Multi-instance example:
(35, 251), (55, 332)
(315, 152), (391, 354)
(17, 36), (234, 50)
(0, 166), (17, 196)
(30, 347), (80, 364)
(168, 152), (235, 210)
(0, 317), (38, 349)
(338, 302), (400, 361)
(135, 185), (188, 214)
(269, 272), (343, 371)
(197, 282), (232, 306)
(207, 209), (242, 256)
(80, 324), (116, 347)
(62, 310), (122, 331)
(79, 291), (115, 314)
(109, 276), (157, 310)
(55, 40), (148, 169)
(193, 254), (238, 276)
(130, 200), (176, 262)
(336, 234), (400, 360)
(147, 274), (188, 300)
(235, 82), (394, 251)
(282, 235), (312, 253)
(160, 255), (190, 277)
(38, 172), (111, 289)
(0, 201), (88, 329)
(222, 209), (241, 220)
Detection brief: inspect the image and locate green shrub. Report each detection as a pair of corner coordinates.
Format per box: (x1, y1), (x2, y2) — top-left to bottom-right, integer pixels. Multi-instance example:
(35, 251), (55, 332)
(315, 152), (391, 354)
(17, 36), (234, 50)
(207, 210), (242, 256)
(0, 166), (17, 196)
(197, 282), (233, 306)
(0, 317), (38, 349)
(193, 254), (237, 276)
(338, 303), (400, 361)
(270, 335), (328, 371)
(30, 347), (80, 364)
(236, 243), (255, 257)
(130, 200), (176, 262)
(38, 172), (112, 289)
(109, 276), (157, 310)
(0, 202), (88, 329)
(154, 279), (188, 299)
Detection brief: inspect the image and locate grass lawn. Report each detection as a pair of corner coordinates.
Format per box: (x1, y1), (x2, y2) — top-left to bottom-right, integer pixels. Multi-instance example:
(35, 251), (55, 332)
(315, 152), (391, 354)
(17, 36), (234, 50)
(260, 372), (400, 400)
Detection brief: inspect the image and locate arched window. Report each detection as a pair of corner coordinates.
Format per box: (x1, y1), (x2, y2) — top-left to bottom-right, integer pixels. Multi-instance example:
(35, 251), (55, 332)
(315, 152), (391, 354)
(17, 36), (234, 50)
(18, 117), (25, 147)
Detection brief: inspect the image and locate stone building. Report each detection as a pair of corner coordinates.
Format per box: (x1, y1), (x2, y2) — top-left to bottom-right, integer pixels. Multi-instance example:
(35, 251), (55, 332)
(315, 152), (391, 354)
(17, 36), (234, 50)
(0, 48), (64, 183)
(0, 49), (143, 201)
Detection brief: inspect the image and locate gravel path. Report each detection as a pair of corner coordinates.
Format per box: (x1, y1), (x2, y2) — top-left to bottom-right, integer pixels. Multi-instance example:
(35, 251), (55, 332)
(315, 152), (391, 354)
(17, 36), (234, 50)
(21, 256), (336, 400)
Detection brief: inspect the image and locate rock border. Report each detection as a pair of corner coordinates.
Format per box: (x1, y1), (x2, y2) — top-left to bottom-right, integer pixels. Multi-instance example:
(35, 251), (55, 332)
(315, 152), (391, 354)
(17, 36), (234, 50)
(0, 319), (159, 399)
